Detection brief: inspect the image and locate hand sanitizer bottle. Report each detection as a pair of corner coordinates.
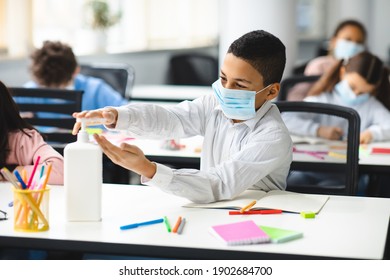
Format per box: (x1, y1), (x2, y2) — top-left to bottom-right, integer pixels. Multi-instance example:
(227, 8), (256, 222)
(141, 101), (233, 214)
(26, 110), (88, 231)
(64, 118), (102, 221)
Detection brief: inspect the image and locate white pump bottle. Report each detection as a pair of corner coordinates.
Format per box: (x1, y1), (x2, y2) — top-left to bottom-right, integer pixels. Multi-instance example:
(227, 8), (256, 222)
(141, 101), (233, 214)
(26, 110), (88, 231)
(64, 118), (103, 221)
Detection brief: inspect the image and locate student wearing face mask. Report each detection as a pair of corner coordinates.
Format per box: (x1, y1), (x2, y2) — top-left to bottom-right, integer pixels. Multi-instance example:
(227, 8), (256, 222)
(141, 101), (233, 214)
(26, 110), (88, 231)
(305, 19), (367, 75)
(288, 19), (367, 101)
(283, 51), (390, 192)
(72, 30), (293, 203)
(286, 51), (390, 143)
(23, 41), (128, 113)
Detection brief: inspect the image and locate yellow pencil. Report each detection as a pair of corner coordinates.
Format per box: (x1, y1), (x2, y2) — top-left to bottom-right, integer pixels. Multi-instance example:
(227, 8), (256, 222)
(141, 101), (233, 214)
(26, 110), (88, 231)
(240, 200), (257, 213)
(21, 169), (27, 183)
(42, 163), (52, 190)
(328, 151), (347, 160)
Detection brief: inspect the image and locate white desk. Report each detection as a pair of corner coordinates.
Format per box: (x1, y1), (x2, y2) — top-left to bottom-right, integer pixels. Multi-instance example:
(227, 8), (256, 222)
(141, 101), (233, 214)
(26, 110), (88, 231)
(130, 85), (212, 103)
(0, 183), (389, 259)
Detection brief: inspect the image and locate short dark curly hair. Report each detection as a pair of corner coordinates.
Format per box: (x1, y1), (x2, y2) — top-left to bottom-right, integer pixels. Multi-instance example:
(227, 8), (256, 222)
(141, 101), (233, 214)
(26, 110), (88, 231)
(227, 30), (286, 85)
(30, 41), (77, 87)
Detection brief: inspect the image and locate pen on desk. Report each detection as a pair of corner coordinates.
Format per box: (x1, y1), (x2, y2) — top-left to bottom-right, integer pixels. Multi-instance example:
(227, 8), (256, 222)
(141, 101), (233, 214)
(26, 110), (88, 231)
(172, 216), (182, 233)
(229, 209), (283, 215)
(14, 170), (28, 189)
(293, 147), (326, 160)
(120, 218), (164, 230)
(164, 216), (171, 232)
(177, 218), (186, 234)
(240, 200), (257, 213)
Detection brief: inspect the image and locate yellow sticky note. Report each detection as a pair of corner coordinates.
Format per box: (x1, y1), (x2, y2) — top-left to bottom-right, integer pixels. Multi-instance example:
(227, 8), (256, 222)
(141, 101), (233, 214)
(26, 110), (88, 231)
(300, 211), (315, 219)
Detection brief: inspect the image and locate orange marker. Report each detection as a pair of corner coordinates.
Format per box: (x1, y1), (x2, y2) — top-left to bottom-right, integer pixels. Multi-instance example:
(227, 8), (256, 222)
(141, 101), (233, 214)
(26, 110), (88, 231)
(172, 216), (182, 233)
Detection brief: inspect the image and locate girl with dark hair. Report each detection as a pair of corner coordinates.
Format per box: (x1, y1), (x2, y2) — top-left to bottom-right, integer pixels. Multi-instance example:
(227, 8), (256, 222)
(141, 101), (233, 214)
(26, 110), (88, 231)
(283, 52), (390, 193)
(0, 80), (63, 184)
(297, 51), (390, 144)
(289, 19), (367, 101)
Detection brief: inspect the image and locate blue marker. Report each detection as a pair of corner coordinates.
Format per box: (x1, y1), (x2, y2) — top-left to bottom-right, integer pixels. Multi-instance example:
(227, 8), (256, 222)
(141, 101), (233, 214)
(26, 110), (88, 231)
(120, 218), (164, 230)
(14, 170), (28, 189)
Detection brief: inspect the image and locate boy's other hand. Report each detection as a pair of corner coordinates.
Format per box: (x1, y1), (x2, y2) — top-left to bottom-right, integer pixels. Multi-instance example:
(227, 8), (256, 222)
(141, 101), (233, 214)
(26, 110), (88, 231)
(317, 126), (343, 140)
(360, 130), (373, 144)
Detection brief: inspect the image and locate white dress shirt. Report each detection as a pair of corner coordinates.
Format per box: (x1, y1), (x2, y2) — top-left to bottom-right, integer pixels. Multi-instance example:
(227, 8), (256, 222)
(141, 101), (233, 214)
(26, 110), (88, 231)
(113, 93), (293, 203)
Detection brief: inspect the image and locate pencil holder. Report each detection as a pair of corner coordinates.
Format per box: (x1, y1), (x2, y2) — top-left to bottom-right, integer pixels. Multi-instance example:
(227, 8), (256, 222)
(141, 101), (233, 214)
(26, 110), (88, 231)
(13, 187), (50, 232)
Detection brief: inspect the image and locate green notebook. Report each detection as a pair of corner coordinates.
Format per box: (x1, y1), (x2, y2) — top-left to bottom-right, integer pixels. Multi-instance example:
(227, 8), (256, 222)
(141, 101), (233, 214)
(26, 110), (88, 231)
(259, 225), (303, 243)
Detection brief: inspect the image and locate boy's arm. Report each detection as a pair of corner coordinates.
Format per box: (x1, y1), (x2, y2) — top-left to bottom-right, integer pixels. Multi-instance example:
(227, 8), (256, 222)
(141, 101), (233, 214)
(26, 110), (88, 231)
(114, 94), (214, 139)
(141, 128), (293, 203)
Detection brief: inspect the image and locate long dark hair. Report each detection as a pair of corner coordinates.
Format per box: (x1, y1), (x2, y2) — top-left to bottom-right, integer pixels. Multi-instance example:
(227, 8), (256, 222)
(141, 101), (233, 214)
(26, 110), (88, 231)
(0, 80), (37, 168)
(307, 51), (390, 110)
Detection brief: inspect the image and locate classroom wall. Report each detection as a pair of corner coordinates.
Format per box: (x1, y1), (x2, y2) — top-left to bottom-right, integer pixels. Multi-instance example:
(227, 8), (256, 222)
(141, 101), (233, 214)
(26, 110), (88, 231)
(0, 46), (219, 87)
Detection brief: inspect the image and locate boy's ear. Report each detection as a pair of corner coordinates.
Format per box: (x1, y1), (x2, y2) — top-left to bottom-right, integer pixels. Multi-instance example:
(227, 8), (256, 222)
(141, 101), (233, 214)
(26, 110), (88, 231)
(266, 83), (280, 100)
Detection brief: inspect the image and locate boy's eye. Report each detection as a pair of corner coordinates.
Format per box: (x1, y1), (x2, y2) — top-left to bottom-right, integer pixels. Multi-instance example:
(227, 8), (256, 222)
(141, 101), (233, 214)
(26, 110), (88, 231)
(220, 76), (227, 82)
(236, 83), (246, 89)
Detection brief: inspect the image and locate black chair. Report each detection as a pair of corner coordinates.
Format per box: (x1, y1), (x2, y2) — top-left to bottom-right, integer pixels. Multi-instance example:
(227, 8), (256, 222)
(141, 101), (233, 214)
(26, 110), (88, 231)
(167, 53), (218, 86)
(79, 63), (135, 99)
(278, 75), (320, 101)
(274, 101), (360, 195)
(10, 87), (83, 155)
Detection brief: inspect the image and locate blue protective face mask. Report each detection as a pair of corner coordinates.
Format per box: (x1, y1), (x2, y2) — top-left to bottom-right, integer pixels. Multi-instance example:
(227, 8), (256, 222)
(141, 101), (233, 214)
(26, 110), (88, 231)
(212, 79), (271, 120)
(335, 79), (370, 106)
(334, 39), (365, 60)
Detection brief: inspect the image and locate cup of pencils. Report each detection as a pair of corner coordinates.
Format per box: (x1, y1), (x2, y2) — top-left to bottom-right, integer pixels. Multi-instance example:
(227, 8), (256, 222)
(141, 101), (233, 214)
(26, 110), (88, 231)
(13, 187), (50, 232)
(1, 159), (52, 232)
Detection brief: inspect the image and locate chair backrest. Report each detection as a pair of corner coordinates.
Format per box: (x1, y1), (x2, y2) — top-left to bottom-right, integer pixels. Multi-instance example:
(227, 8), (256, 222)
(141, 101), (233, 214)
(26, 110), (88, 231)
(79, 63), (135, 99)
(274, 101), (361, 195)
(10, 87), (83, 155)
(278, 75), (320, 101)
(167, 53), (219, 86)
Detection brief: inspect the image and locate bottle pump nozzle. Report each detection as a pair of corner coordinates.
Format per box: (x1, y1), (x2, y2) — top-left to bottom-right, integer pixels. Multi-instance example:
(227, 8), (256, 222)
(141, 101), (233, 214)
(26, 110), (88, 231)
(77, 118), (90, 143)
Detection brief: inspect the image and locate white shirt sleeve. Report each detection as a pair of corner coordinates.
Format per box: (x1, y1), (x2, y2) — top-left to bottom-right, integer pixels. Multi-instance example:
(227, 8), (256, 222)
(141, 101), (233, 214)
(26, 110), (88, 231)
(110, 96), (292, 203)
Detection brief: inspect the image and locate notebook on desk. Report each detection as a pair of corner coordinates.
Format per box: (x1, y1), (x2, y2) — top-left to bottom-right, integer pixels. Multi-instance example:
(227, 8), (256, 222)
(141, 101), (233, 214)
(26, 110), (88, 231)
(291, 135), (326, 145)
(210, 220), (270, 246)
(183, 189), (329, 214)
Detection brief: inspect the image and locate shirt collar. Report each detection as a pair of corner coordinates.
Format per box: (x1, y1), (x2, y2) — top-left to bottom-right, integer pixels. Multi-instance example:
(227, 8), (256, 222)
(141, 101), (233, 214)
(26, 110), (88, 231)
(244, 101), (273, 130)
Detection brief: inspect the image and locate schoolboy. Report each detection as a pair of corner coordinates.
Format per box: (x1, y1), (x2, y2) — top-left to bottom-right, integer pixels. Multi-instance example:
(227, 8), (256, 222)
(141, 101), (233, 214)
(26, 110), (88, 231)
(73, 30), (293, 203)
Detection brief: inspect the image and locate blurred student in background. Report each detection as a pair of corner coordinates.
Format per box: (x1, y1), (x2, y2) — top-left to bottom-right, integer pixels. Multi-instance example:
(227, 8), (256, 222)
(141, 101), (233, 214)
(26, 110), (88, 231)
(24, 41), (128, 110)
(289, 19), (367, 101)
(283, 51), (390, 191)
(305, 19), (367, 76)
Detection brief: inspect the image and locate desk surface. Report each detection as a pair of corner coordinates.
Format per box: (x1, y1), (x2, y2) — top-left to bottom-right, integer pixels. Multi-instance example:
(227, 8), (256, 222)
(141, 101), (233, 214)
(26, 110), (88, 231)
(0, 183), (389, 259)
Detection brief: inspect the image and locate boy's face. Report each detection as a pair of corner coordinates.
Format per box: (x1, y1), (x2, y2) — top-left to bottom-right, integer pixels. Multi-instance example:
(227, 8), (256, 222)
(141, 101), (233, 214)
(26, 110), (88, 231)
(220, 53), (279, 112)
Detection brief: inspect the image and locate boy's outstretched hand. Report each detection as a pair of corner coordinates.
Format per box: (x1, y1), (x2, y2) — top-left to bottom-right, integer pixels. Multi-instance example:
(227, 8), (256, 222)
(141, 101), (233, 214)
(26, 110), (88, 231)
(72, 108), (118, 135)
(93, 134), (157, 179)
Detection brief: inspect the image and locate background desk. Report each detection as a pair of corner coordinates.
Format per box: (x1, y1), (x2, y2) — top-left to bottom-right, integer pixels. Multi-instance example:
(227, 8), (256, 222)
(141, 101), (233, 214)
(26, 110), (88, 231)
(130, 85), (212, 103)
(0, 183), (389, 259)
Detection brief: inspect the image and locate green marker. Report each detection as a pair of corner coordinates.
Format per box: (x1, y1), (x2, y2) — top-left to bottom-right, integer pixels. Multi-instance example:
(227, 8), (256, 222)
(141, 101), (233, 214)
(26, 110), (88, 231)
(164, 216), (171, 232)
